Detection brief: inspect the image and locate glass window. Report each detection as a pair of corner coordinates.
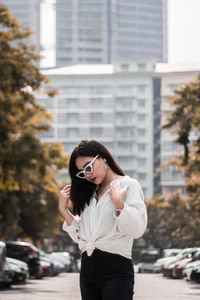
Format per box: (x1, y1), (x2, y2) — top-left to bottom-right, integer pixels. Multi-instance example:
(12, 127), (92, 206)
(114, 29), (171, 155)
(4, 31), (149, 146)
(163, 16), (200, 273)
(117, 112), (133, 123)
(118, 142), (133, 153)
(138, 173), (146, 180)
(63, 143), (77, 153)
(90, 113), (103, 122)
(138, 114), (146, 122)
(90, 127), (103, 137)
(121, 64), (130, 71)
(90, 98), (103, 108)
(137, 85), (146, 93)
(138, 129), (146, 136)
(137, 63), (146, 71)
(116, 98), (133, 109)
(67, 98), (79, 108)
(117, 127), (134, 138)
(138, 143), (146, 151)
(58, 128), (79, 138)
(137, 99), (146, 107)
(138, 158), (146, 166)
(118, 157), (134, 168)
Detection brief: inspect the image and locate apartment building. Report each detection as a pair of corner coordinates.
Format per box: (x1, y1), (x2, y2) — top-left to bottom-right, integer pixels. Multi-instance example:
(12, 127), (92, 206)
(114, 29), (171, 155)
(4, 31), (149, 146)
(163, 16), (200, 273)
(39, 59), (159, 198)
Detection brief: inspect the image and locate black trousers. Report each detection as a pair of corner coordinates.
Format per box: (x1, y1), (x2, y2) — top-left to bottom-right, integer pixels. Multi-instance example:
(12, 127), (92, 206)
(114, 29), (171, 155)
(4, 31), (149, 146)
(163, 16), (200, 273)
(80, 249), (134, 300)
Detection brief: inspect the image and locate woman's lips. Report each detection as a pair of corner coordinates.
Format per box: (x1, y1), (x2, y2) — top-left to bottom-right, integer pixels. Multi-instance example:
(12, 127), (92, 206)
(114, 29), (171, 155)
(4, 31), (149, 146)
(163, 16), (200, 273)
(91, 177), (96, 183)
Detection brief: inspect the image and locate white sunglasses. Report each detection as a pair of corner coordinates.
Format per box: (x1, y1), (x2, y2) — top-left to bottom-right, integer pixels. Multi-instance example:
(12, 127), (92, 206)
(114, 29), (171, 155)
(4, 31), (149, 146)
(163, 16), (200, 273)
(76, 155), (99, 179)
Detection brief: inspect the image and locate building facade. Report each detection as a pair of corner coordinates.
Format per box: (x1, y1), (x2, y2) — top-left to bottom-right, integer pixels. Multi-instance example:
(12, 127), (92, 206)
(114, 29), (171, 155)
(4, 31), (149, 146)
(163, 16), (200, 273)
(56, 0), (167, 66)
(39, 59), (158, 198)
(3, 0), (41, 52)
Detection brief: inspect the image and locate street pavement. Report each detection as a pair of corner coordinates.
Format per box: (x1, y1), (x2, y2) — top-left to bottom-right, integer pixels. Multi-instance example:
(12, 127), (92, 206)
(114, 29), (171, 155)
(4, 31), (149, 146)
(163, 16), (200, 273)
(1, 272), (200, 300)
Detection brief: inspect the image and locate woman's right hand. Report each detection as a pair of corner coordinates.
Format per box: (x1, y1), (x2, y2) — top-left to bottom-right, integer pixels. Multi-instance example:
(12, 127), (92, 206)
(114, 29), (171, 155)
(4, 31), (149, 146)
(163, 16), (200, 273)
(58, 184), (71, 215)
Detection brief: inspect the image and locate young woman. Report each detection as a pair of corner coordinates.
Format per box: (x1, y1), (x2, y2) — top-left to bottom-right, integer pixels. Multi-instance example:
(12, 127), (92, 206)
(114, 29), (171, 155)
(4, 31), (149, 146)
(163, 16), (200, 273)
(59, 139), (147, 300)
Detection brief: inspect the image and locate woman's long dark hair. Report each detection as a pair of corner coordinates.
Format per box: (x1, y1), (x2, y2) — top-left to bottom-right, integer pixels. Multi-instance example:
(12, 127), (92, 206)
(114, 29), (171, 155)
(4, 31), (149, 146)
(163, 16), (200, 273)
(69, 139), (124, 216)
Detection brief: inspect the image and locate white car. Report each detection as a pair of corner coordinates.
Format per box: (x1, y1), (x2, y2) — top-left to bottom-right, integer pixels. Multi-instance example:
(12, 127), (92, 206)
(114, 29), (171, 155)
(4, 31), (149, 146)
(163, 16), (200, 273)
(183, 260), (200, 281)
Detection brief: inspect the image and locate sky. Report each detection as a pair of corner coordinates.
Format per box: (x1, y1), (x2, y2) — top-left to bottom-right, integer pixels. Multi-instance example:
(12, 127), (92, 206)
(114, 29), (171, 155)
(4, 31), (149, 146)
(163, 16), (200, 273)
(168, 0), (200, 64)
(40, 0), (200, 68)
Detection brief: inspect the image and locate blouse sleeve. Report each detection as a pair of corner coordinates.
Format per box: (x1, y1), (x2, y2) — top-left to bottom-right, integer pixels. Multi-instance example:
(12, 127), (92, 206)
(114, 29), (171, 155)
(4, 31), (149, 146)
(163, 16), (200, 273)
(62, 216), (81, 244)
(114, 179), (148, 238)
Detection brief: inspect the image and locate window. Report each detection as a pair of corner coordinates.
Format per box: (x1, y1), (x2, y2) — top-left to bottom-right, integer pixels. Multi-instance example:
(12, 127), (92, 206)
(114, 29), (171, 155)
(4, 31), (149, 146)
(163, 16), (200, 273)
(117, 127), (134, 138)
(67, 128), (79, 138)
(90, 113), (102, 122)
(90, 98), (103, 108)
(137, 85), (146, 93)
(138, 114), (146, 122)
(90, 127), (103, 137)
(63, 143), (77, 153)
(138, 144), (146, 151)
(58, 128), (79, 138)
(67, 113), (79, 122)
(121, 64), (129, 71)
(67, 98), (79, 108)
(138, 129), (146, 136)
(138, 173), (146, 181)
(118, 85), (132, 94)
(138, 158), (146, 166)
(57, 113), (79, 123)
(118, 142), (133, 153)
(118, 157), (134, 168)
(168, 83), (179, 92)
(117, 112), (133, 123)
(58, 98), (67, 109)
(116, 98), (132, 109)
(137, 99), (146, 107)
(137, 63), (146, 71)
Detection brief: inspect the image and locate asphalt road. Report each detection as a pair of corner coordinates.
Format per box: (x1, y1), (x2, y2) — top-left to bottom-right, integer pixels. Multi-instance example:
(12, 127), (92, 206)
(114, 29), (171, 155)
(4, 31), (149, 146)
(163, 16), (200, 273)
(1, 272), (200, 300)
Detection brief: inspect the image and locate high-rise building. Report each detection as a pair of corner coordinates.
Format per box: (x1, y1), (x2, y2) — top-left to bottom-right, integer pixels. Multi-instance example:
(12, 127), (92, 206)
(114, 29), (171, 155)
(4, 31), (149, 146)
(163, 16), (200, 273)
(56, 0), (167, 67)
(3, 0), (41, 52)
(39, 59), (158, 198)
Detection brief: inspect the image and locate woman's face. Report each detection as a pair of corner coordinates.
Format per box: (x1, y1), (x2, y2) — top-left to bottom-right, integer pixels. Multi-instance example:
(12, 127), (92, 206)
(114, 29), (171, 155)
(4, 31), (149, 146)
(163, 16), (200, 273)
(75, 156), (108, 185)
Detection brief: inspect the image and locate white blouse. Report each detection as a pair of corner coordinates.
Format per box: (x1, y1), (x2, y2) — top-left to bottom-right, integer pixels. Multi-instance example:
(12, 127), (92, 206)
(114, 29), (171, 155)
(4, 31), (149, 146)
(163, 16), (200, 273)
(62, 175), (148, 259)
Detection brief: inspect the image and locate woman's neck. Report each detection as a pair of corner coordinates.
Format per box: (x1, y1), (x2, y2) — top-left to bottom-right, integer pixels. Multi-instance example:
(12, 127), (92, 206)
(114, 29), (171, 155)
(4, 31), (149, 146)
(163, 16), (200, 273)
(100, 169), (123, 189)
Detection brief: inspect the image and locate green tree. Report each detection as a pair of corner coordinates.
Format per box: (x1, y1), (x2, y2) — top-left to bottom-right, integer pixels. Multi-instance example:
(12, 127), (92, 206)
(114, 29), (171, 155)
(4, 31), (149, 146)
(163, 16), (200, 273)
(0, 4), (67, 243)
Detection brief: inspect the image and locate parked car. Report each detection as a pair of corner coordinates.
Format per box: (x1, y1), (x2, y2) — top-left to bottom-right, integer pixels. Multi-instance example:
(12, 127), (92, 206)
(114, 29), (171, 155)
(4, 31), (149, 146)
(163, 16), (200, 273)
(48, 252), (72, 272)
(190, 263), (200, 282)
(5, 241), (41, 279)
(38, 249), (61, 276)
(163, 248), (198, 277)
(184, 260), (200, 281)
(153, 249), (182, 273)
(0, 241), (13, 288)
(138, 250), (160, 273)
(183, 250), (200, 281)
(6, 257), (29, 283)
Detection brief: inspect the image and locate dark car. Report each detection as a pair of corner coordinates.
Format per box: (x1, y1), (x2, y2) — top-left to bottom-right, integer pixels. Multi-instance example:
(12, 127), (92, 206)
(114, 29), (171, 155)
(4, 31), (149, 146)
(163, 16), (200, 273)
(0, 241), (13, 288)
(5, 241), (41, 279)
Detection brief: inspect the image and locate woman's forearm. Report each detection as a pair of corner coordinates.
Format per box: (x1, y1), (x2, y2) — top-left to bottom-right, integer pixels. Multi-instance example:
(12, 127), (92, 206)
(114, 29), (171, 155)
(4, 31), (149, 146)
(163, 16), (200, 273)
(60, 207), (74, 226)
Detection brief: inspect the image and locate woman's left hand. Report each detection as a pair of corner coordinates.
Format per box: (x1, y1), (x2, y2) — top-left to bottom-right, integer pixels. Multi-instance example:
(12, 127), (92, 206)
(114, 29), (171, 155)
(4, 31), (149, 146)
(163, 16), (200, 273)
(109, 181), (129, 209)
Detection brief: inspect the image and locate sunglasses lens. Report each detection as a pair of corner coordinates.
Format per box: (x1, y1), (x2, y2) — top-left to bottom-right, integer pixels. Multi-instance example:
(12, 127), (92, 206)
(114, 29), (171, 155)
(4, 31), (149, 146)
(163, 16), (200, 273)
(85, 166), (92, 174)
(78, 172), (85, 178)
